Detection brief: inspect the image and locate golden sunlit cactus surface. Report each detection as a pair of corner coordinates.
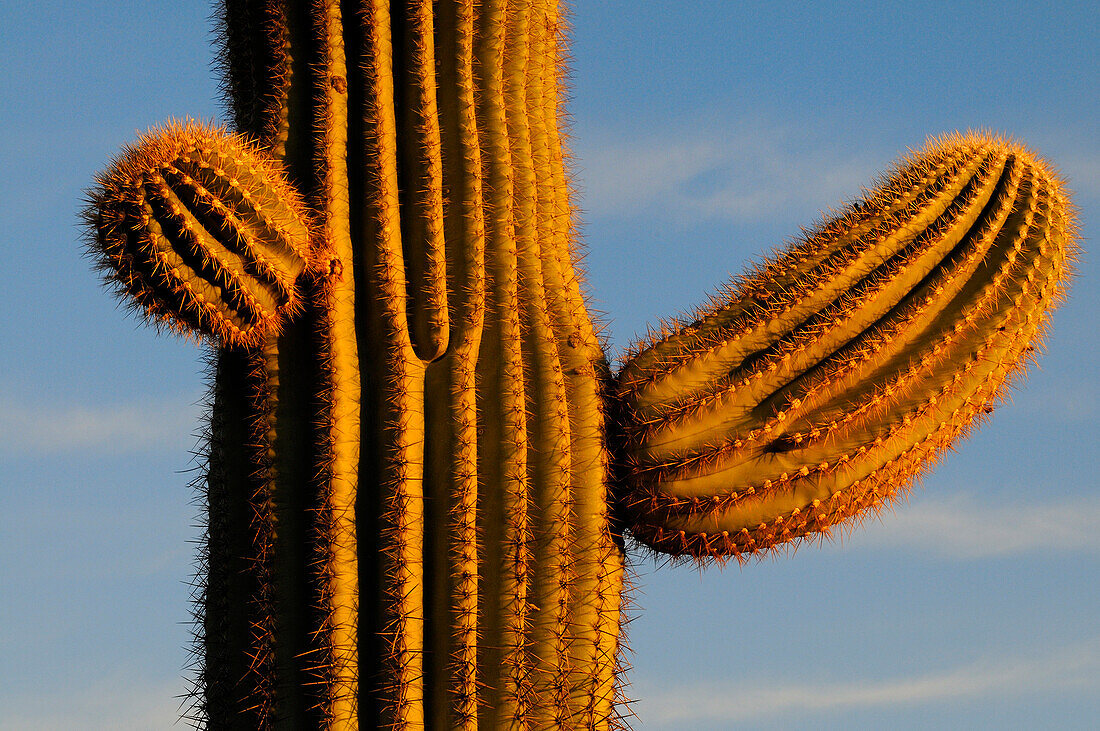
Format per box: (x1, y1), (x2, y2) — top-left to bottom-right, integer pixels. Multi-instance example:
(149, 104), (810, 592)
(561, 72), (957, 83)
(614, 133), (1075, 560)
(82, 1), (1076, 729)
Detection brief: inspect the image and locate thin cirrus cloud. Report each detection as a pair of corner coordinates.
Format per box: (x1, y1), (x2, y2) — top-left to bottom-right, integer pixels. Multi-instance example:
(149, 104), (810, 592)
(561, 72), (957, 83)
(574, 124), (882, 223)
(1013, 377), (1098, 422)
(635, 637), (1100, 726)
(575, 125), (1099, 230)
(1040, 136), (1100, 204)
(0, 394), (203, 455)
(0, 674), (185, 731)
(1068, 152), (1099, 201)
(846, 494), (1100, 559)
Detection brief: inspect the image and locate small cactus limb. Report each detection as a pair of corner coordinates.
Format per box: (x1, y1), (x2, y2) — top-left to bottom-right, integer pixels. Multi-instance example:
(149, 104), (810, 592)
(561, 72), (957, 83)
(143, 176), (283, 321)
(86, 120), (316, 349)
(613, 133), (1077, 560)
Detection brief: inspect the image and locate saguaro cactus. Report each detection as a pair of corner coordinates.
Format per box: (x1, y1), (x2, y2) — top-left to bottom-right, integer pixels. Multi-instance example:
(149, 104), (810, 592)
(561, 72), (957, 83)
(84, 1), (1075, 729)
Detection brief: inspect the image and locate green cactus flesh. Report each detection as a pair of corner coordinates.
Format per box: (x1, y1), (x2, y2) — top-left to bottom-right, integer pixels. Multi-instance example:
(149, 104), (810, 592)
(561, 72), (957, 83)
(83, 1), (1076, 729)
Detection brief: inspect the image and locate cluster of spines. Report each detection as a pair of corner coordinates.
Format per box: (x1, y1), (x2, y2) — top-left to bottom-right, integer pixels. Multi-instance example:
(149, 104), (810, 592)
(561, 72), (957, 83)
(86, 120), (317, 349)
(613, 133), (1076, 561)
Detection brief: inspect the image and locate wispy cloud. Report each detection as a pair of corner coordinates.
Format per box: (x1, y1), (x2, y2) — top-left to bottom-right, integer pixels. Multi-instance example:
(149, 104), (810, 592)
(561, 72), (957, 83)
(0, 393), (203, 455)
(636, 638), (1100, 726)
(0, 673), (187, 731)
(1032, 130), (1100, 204)
(1063, 152), (1100, 202)
(575, 122), (1100, 227)
(575, 124), (882, 223)
(1013, 377), (1099, 422)
(851, 494), (1100, 559)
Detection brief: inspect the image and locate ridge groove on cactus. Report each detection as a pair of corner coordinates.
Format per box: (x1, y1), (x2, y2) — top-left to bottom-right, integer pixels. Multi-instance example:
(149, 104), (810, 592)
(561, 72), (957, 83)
(614, 132), (1076, 561)
(81, 1), (1077, 730)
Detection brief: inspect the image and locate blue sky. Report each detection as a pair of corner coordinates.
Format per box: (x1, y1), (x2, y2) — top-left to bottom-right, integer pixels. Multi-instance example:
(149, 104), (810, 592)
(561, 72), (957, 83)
(2, 1), (1097, 729)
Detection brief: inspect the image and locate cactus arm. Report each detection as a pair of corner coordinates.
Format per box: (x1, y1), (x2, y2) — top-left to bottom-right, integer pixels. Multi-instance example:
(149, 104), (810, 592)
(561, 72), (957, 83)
(638, 152), (1007, 461)
(611, 135), (1076, 560)
(87, 122), (316, 349)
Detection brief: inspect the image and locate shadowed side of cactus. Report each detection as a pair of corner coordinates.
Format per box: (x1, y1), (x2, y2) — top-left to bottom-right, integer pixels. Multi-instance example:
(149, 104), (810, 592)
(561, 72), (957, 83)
(613, 133), (1076, 560)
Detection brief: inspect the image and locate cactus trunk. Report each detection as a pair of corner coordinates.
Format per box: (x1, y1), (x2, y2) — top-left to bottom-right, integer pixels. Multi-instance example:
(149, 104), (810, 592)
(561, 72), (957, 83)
(202, 1), (623, 728)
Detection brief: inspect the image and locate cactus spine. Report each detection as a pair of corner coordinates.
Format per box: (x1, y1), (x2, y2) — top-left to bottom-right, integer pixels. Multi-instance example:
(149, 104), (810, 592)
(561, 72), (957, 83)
(83, 1), (1076, 729)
